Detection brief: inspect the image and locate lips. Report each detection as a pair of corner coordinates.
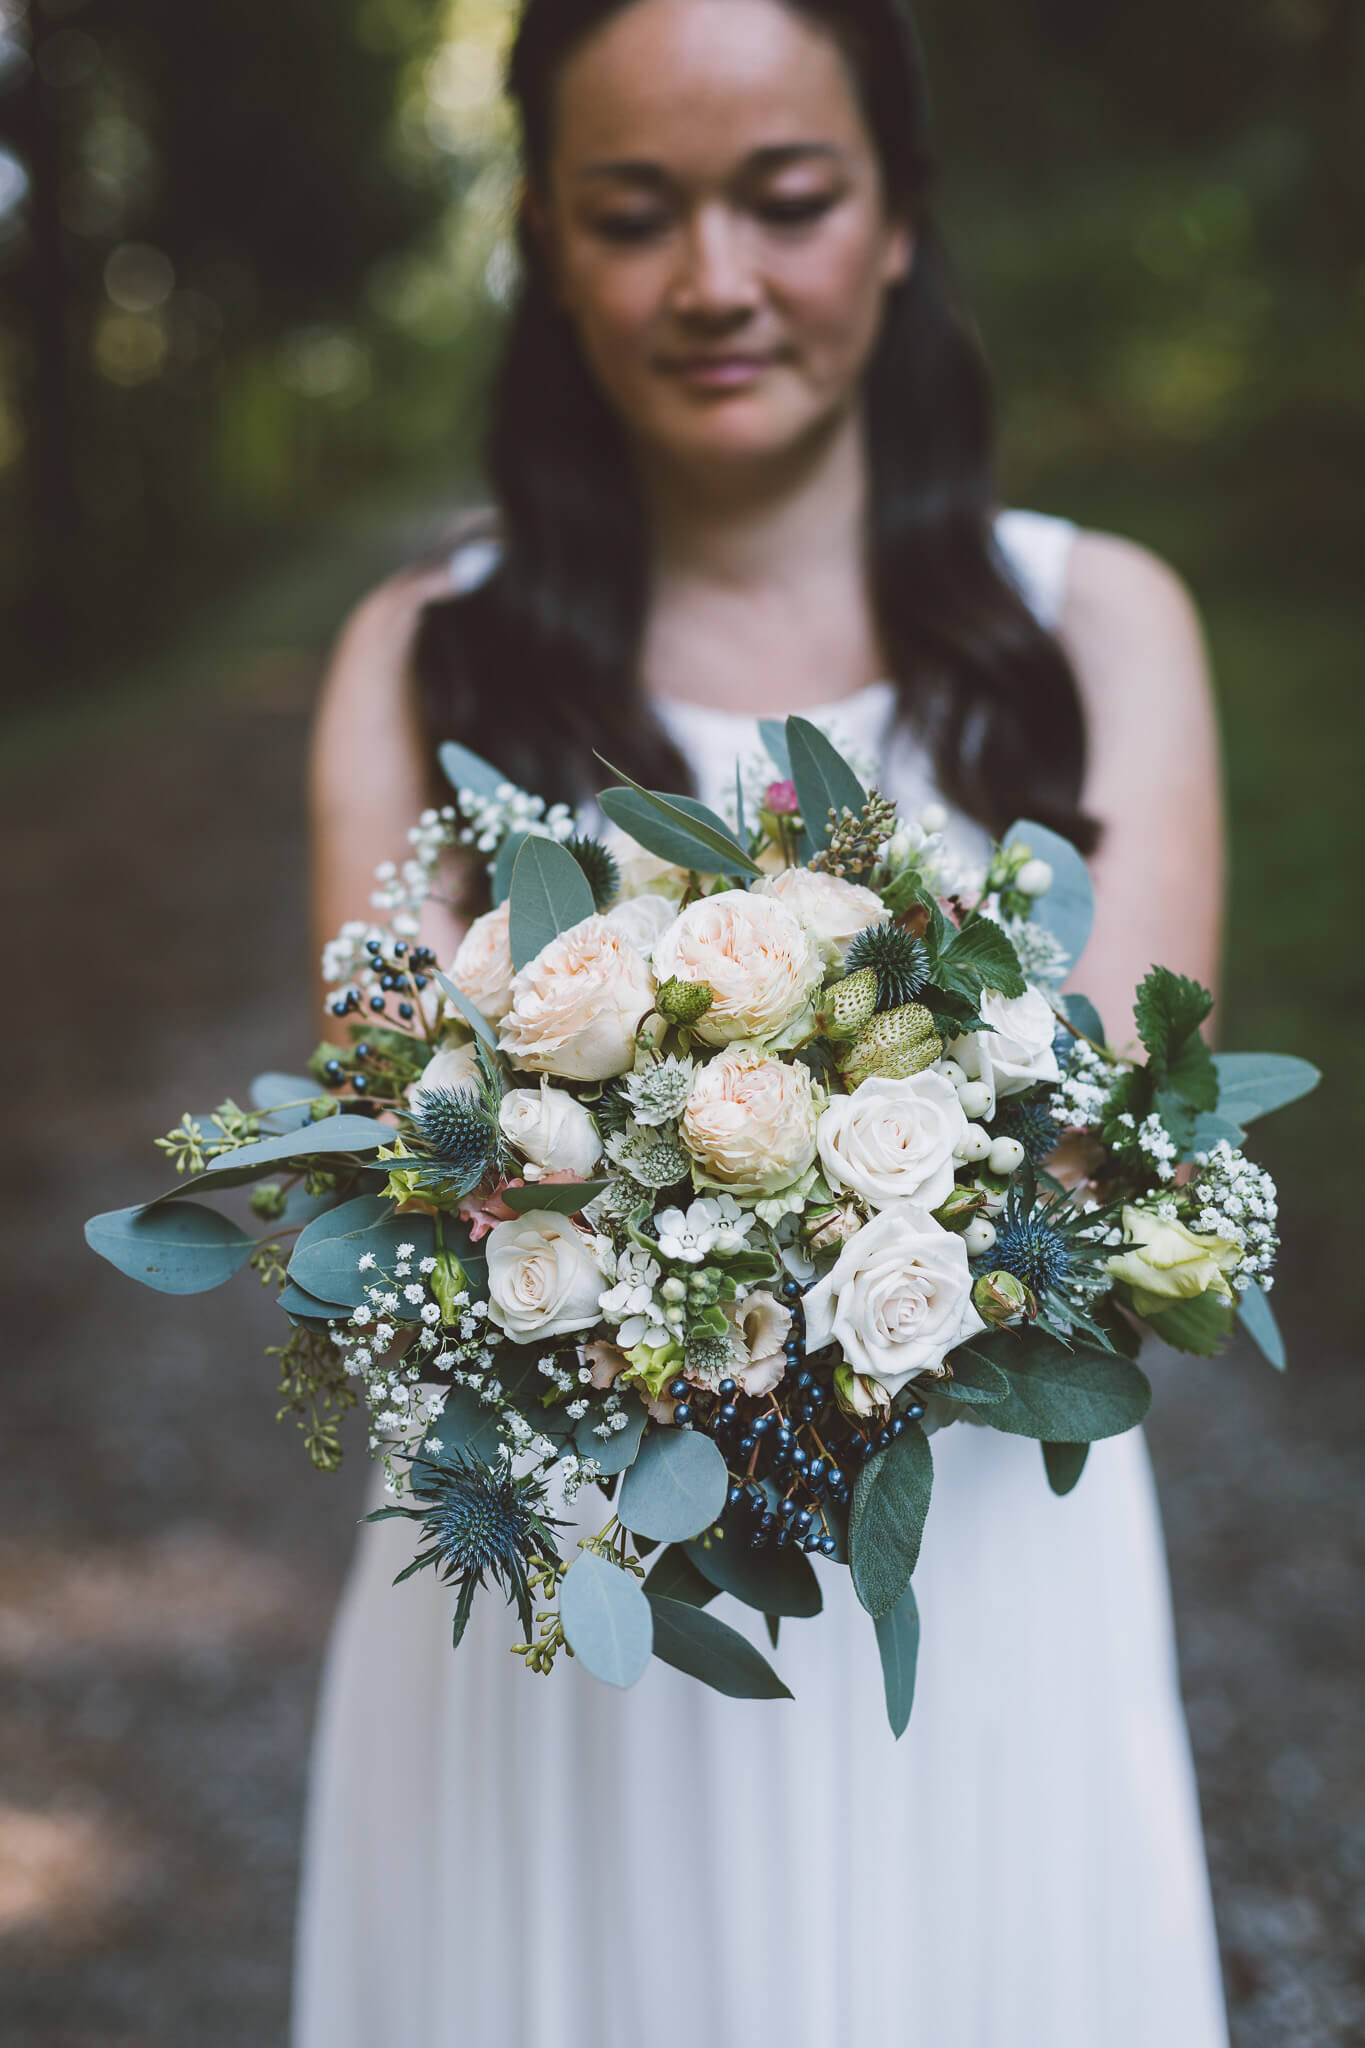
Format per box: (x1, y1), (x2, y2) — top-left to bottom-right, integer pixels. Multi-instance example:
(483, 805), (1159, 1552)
(658, 353), (778, 390)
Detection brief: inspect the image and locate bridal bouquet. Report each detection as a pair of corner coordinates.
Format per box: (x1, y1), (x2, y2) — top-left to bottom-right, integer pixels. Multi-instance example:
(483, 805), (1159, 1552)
(87, 718), (1317, 1733)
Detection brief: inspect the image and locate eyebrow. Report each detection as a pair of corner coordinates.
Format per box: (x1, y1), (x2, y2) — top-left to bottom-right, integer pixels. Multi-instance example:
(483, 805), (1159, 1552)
(575, 142), (847, 184)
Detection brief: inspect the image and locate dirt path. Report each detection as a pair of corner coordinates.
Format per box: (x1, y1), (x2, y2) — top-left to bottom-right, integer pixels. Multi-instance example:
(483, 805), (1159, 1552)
(2, 608), (1361, 2043)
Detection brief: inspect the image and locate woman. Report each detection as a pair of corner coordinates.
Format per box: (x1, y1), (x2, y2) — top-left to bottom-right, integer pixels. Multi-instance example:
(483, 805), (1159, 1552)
(300, 2), (1229, 2043)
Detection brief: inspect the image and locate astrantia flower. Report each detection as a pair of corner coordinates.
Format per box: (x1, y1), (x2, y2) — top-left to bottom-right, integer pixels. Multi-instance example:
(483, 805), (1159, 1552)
(370, 1450), (562, 1649)
(620, 1055), (695, 1128)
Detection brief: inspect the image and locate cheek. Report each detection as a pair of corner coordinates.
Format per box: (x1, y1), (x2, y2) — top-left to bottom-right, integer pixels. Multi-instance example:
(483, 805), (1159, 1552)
(775, 222), (897, 370)
(559, 249), (669, 362)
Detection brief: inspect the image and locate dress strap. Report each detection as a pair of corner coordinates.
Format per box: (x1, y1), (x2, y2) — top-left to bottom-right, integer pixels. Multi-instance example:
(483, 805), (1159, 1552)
(447, 532), (503, 596)
(993, 508), (1079, 630)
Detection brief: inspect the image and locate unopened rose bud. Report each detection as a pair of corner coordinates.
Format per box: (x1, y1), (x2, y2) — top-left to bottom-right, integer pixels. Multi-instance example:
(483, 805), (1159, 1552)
(956, 1080), (993, 1121)
(955, 1123), (993, 1165)
(656, 977), (714, 1028)
(972, 1269), (1036, 1327)
(933, 1184), (988, 1229)
(1016, 859), (1054, 898)
(804, 1201), (864, 1252)
(834, 1364), (892, 1421)
(964, 1216), (998, 1257)
(988, 1135), (1026, 1176)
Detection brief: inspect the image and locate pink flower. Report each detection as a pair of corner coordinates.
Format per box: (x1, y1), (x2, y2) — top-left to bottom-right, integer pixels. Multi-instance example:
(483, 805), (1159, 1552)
(763, 780), (800, 816)
(456, 1185), (518, 1242)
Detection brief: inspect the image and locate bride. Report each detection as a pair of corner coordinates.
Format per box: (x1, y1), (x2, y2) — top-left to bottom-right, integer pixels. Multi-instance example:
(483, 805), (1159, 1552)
(298, 1), (1229, 2041)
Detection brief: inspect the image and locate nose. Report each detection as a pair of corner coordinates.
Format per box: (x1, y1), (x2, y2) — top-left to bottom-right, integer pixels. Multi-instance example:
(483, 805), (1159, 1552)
(668, 205), (761, 326)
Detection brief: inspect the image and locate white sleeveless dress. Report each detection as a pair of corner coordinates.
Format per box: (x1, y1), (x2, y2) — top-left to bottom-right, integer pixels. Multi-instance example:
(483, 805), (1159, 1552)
(292, 511), (1229, 2048)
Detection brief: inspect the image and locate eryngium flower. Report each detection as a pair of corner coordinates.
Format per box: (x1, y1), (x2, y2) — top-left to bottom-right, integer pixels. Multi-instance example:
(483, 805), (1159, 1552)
(567, 835), (621, 912)
(373, 1451), (563, 1649)
(996, 1096), (1064, 1165)
(406, 1084), (496, 1195)
(843, 923), (930, 1010)
(989, 1209), (1074, 1295)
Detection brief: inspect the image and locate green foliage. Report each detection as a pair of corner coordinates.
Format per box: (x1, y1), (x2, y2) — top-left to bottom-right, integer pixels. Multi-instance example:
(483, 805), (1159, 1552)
(848, 1423), (934, 1620)
(573, 1403), (647, 1477)
(85, 1201), (255, 1295)
(439, 739), (506, 801)
(616, 1427), (729, 1544)
(935, 1350), (1011, 1405)
(559, 1551), (654, 1690)
(1237, 1282), (1287, 1372)
(1004, 818), (1096, 970)
(646, 1594), (792, 1700)
(288, 1206), (436, 1314)
(1211, 1054), (1321, 1127)
(644, 1544), (719, 1608)
(786, 715), (867, 859)
(1042, 1441), (1090, 1496)
(1135, 968), (1217, 1094)
(1143, 1291), (1237, 1356)
(874, 1582), (921, 1740)
(596, 768), (760, 878)
(566, 835), (621, 912)
(683, 1526), (824, 1618)
(967, 1334), (1153, 1441)
(507, 835), (597, 972)
(270, 1322), (357, 1473)
(500, 1180), (613, 1217)
(931, 917), (1028, 1003)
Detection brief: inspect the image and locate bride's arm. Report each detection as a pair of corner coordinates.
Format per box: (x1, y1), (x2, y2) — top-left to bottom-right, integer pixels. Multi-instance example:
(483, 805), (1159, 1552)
(1057, 533), (1227, 1056)
(307, 564), (473, 1021)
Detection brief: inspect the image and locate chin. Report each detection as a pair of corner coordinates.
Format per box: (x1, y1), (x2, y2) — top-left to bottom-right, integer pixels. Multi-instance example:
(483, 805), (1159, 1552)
(646, 391), (832, 471)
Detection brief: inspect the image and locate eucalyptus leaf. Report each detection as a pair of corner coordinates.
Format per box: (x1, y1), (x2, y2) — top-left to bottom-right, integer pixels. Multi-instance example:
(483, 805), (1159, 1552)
(289, 1212), (437, 1314)
(276, 1279), (348, 1321)
(249, 1072), (320, 1131)
(597, 783), (760, 878)
(1061, 993), (1106, 1046)
(617, 1428), (729, 1544)
(1143, 1291), (1236, 1357)
(1237, 1282), (1287, 1372)
(786, 715), (866, 855)
(1188, 1110), (1246, 1154)
(644, 1544), (719, 1608)
(415, 1386), (511, 1474)
(849, 1423), (933, 1620)
(434, 971), (499, 1052)
(646, 1594), (792, 1700)
(493, 827), (534, 906)
(500, 1180), (614, 1217)
(200, 1114), (389, 1181)
(758, 718), (792, 779)
(439, 738), (509, 800)
(969, 1333), (1152, 1441)
(85, 1202), (254, 1295)
(1212, 1053), (1321, 1125)
(507, 835), (596, 973)
(1042, 1441), (1090, 1496)
(560, 1552), (654, 1689)
(874, 1581), (920, 1739)
(1005, 817), (1094, 971)
(683, 1528), (823, 1617)
(573, 1401), (647, 1476)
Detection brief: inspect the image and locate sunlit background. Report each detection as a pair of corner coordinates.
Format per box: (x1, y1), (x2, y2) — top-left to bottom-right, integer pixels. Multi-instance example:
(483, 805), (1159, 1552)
(2, 3), (1362, 2042)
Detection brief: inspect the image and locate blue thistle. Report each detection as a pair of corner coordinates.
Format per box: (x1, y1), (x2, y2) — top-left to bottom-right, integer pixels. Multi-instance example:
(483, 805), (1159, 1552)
(982, 1163), (1119, 1342)
(567, 835), (621, 912)
(991, 1210), (1074, 1295)
(997, 1096), (1064, 1164)
(844, 922), (930, 1010)
(371, 1450), (563, 1649)
(405, 1084), (496, 1196)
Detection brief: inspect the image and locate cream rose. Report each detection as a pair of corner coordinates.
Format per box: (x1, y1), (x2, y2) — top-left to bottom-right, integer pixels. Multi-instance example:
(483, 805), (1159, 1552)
(603, 891), (679, 960)
(407, 1040), (481, 1108)
(680, 1046), (818, 1195)
(600, 826), (690, 902)
(447, 903), (516, 1026)
(724, 1289), (794, 1397)
(498, 1079), (602, 1179)
(948, 987), (1060, 1118)
(1106, 1206), (1241, 1319)
(485, 1211), (604, 1344)
(756, 868), (887, 966)
(803, 1202), (986, 1395)
(652, 890), (823, 1046)
(817, 1070), (970, 1212)
(498, 916), (655, 1082)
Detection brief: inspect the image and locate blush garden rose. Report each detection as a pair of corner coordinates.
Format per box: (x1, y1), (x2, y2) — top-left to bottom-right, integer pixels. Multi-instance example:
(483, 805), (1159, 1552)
(680, 1046), (819, 1196)
(499, 917), (656, 1082)
(652, 890), (823, 1046)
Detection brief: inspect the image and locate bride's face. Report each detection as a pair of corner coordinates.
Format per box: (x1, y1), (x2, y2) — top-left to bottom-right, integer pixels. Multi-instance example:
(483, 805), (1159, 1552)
(531, 0), (912, 474)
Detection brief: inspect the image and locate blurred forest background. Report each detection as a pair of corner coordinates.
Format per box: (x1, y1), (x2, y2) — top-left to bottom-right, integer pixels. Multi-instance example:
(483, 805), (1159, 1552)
(1, 2), (1362, 2042)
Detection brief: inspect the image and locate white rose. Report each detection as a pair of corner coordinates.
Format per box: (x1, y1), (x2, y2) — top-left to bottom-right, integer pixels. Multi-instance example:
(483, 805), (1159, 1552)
(498, 1079), (602, 1178)
(499, 916), (655, 1082)
(948, 987), (1061, 1119)
(652, 890), (823, 1045)
(756, 868), (887, 966)
(817, 1070), (970, 1211)
(601, 826), (689, 902)
(803, 1202), (986, 1395)
(407, 1040), (481, 1107)
(724, 1289), (793, 1397)
(603, 892), (679, 960)
(680, 1046), (818, 1195)
(447, 903), (516, 1026)
(485, 1212), (604, 1344)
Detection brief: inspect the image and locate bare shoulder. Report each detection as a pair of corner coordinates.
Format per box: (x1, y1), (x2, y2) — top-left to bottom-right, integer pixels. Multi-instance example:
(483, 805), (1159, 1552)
(1059, 530), (1214, 742)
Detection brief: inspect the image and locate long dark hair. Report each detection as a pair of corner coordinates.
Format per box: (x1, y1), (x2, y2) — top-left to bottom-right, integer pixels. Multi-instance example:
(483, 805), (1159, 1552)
(412, 0), (1099, 855)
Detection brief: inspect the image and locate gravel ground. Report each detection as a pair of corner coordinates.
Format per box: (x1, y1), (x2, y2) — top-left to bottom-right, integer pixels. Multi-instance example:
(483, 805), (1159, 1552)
(2, 660), (1360, 2046)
